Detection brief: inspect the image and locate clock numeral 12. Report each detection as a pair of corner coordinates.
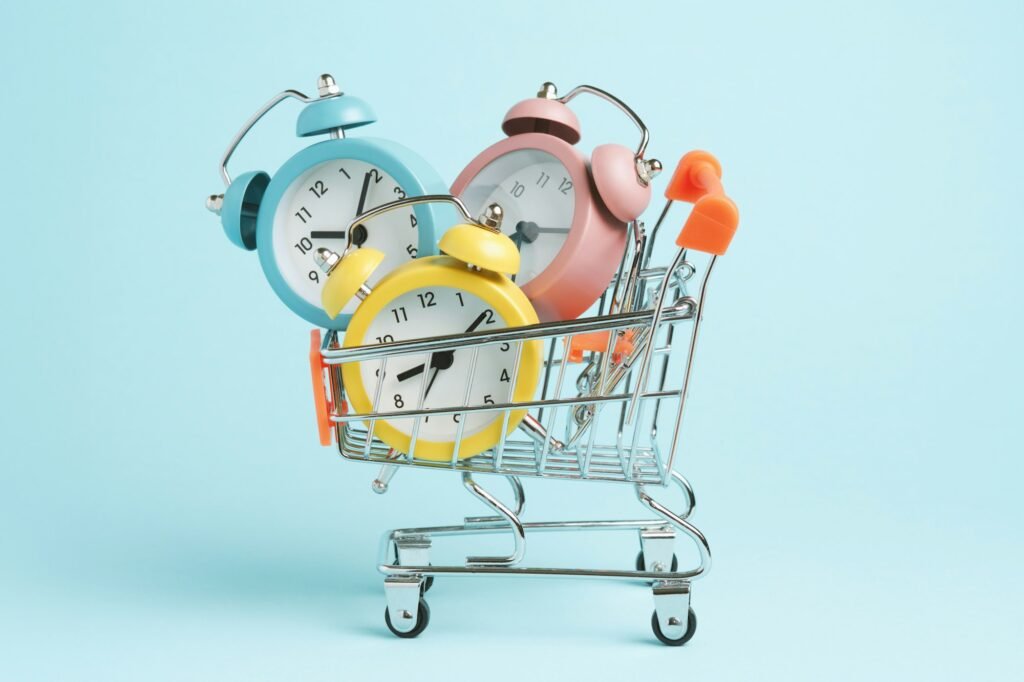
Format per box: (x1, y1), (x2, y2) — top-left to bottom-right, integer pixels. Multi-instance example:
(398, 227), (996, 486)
(308, 180), (328, 198)
(559, 178), (573, 195)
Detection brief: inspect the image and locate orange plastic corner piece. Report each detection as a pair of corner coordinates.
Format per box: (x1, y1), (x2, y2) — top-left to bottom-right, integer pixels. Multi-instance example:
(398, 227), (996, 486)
(309, 329), (333, 446)
(665, 150), (723, 204)
(565, 330), (636, 363)
(676, 194), (739, 255)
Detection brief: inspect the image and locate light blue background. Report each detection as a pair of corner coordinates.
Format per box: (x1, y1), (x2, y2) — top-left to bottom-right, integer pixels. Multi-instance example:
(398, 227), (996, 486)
(1, 1), (1021, 679)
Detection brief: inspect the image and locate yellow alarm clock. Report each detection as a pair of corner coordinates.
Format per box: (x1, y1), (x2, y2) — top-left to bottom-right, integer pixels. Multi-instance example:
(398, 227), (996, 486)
(316, 196), (543, 461)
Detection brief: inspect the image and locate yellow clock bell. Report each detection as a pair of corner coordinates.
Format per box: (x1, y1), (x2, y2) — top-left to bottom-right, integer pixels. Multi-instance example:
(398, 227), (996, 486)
(316, 195), (545, 461)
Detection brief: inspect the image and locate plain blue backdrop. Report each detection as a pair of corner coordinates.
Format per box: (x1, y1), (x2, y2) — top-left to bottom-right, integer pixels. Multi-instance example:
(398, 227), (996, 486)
(2, 1), (1021, 680)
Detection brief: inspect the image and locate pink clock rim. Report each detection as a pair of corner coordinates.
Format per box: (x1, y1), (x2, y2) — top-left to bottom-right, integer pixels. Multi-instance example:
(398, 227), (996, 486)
(451, 132), (626, 322)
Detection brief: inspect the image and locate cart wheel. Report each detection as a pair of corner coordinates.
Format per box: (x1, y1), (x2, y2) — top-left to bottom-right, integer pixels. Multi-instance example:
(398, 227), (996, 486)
(384, 598), (430, 639)
(651, 608), (697, 646)
(636, 551), (679, 573)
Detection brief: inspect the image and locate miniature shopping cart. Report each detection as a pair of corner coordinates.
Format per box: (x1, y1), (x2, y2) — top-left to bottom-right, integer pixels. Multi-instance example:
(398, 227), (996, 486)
(308, 152), (739, 645)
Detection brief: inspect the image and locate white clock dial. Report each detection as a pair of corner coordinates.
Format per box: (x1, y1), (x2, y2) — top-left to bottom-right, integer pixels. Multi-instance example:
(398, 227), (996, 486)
(458, 149), (576, 286)
(360, 287), (522, 442)
(273, 160), (420, 315)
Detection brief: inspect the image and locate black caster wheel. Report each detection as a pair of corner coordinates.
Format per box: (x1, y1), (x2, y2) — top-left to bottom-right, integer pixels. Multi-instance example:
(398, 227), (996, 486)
(651, 608), (697, 646)
(636, 551), (679, 572)
(384, 598), (431, 639)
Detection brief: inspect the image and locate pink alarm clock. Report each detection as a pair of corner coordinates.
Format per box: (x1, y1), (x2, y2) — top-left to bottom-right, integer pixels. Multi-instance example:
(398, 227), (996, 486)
(451, 83), (662, 322)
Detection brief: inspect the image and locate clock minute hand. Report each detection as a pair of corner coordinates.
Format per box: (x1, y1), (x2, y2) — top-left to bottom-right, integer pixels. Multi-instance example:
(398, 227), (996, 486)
(356, 171), (373, 216)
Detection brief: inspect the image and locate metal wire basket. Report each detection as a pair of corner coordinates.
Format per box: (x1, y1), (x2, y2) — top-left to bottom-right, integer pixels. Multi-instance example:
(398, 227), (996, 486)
(309, 151), (738, 645)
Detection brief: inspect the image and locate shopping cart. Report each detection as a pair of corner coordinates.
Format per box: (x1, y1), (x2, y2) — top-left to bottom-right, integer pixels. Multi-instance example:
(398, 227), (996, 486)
(308, 152), (739, 645)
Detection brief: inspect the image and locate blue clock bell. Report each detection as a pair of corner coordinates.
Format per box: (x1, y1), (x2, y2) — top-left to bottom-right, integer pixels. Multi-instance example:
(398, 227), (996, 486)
(206, 74), (450, 329)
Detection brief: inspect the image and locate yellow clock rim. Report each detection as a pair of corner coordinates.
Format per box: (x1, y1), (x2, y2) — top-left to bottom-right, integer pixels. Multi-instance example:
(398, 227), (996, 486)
(341, 256), (543, 461)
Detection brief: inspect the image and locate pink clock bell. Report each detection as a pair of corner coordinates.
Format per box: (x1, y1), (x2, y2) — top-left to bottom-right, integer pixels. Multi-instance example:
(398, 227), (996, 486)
(451, 82), (662, 322)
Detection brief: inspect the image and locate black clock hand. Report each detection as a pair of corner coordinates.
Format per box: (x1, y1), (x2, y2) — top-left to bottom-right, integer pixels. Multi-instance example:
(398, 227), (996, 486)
(465, 310), (489, 334)
(356, 171), (373, 216)
(310, 230), (346, 239)
(423, 366), (442, 399)
(397, 350), (456, 383)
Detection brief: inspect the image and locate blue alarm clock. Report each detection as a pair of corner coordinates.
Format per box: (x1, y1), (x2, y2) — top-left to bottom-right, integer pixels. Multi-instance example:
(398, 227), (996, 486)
(206, 74), (450, 329)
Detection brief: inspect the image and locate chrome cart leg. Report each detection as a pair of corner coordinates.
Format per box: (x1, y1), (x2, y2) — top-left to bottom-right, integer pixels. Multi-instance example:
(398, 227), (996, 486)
(461, 473), (526, 567)
(393, 534), (433, 594)
(651, 581), (697, 646)
(637, 527), (678, 574)
(384, 576), (430, 638)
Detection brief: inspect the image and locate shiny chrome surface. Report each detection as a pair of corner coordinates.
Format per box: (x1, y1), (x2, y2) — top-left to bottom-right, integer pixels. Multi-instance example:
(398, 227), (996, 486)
(316, 187), (730, 642)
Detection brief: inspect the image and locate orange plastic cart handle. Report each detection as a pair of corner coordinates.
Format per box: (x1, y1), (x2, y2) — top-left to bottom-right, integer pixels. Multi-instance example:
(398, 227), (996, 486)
(565, 330), (636, 363)
(665, 151), (739, 255)
(309, 329), (333, 446)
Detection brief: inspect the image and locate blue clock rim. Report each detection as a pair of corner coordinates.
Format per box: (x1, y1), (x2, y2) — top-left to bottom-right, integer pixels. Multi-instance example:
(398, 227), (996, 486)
(255, 137), (449, 330)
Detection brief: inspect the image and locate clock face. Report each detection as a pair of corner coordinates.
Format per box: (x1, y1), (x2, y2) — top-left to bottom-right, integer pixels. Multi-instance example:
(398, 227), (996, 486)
(458, 149), (576, 287)
(359, 286), (522, 443)
(273, 159), (419, 316)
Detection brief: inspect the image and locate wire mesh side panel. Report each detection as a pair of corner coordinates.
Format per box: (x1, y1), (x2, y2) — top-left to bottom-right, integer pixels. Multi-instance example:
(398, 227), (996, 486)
(320, 268), (696, 486)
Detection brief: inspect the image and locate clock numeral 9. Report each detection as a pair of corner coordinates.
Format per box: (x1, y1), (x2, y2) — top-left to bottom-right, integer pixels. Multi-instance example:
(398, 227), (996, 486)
(308, 180), (328, 198)
(308, 270), (319, 284)
(294, 237), (313, 254)
(295, 206), (312, 224)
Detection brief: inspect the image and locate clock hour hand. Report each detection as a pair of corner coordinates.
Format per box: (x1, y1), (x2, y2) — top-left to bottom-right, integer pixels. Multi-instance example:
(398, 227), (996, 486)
(396, 350), (456, 383)
(310, 230), (346, 239)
